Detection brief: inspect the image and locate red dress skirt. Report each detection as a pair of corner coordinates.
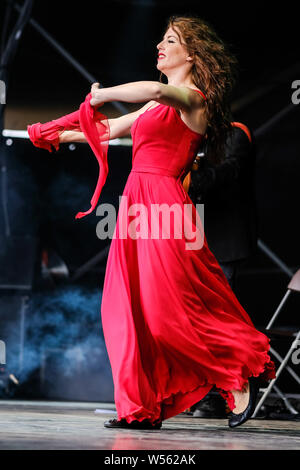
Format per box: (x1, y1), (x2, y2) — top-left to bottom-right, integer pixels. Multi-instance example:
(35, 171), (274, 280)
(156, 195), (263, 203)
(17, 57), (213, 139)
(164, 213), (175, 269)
(100, 102), (276, 423)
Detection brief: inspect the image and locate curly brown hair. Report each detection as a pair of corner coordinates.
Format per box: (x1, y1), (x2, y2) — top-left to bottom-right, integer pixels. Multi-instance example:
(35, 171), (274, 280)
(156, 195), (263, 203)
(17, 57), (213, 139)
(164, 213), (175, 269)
(160, 15), (238, 164)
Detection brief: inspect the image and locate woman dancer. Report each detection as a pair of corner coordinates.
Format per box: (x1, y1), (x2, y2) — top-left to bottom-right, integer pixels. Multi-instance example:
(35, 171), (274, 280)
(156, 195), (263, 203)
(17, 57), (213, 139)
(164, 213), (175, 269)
(28, 15), (275, 429)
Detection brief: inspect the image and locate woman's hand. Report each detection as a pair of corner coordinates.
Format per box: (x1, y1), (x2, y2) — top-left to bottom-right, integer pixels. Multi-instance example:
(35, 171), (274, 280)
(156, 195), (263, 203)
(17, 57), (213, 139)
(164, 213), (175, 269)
(90, 82), (105, 107)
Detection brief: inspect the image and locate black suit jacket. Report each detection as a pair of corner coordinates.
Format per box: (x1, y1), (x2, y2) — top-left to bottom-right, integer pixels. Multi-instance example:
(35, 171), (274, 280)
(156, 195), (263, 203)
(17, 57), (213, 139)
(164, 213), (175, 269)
(188, 125), (258, 263)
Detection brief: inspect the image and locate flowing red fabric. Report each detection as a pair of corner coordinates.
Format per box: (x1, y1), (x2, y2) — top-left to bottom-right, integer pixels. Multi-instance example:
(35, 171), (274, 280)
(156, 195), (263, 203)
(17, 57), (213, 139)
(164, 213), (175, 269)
(28, 89), (276, 423)
(27, 93), (109, 219)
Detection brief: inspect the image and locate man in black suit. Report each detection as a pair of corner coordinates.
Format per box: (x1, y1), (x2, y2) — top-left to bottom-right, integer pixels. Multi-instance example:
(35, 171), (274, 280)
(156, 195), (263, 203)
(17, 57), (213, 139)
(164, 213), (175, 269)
(187, 122), (258, 417)
(189, 122), (258, 291)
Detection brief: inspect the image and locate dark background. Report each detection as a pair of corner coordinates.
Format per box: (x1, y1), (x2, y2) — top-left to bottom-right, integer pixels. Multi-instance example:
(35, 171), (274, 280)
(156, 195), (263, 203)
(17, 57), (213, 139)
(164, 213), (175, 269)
(3, 1), (299, 120)
(0, 0), (299, 401)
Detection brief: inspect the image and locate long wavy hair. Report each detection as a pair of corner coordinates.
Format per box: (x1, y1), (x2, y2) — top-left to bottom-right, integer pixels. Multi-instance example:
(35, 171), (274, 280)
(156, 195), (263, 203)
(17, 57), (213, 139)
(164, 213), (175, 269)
(160, 15), (238, 163)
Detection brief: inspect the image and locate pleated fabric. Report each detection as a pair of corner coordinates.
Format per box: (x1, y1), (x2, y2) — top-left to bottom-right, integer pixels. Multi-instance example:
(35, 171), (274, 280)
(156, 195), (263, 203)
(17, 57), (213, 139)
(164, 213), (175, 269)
(101, 100), (275, 423)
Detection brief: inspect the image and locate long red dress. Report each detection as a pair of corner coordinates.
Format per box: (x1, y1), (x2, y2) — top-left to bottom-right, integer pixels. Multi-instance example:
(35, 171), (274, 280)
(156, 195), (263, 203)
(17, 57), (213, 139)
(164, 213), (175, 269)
(27, 91), (275, 424)
(100, 94), (276, 424)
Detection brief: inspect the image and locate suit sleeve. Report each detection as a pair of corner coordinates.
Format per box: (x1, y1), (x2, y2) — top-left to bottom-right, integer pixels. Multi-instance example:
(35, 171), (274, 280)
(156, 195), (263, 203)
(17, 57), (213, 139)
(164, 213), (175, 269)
(190, 127), (253, 196)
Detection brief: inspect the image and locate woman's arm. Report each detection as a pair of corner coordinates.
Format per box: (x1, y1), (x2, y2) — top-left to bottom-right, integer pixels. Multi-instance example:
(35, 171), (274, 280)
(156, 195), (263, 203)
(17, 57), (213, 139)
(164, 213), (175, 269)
(59, 130), (86, 143)
(90, 82), (205, 113)
(59, 100), (155, 144)
(60, 80), (206, 144)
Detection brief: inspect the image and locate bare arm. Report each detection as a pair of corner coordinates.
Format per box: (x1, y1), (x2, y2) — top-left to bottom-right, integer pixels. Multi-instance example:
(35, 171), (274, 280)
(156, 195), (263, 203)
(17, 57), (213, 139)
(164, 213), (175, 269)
(60, 80), (206, 144)
(90, 81), (204, 112)
(90, 81), (206, 134)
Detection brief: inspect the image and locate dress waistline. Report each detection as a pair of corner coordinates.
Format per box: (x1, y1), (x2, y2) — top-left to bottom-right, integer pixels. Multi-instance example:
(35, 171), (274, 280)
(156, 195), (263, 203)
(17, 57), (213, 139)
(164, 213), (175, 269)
(131, 166), (180, 178)
(131, 166), (188, 202)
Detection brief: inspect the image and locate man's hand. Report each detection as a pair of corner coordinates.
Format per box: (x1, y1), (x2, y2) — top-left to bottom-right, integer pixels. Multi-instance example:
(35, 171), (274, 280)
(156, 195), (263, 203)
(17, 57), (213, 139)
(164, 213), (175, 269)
(90, 82), (104, 107)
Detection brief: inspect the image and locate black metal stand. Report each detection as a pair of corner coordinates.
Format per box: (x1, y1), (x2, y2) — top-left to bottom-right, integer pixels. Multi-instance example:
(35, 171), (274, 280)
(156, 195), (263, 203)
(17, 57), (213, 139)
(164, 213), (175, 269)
(12, 1), (129, 115)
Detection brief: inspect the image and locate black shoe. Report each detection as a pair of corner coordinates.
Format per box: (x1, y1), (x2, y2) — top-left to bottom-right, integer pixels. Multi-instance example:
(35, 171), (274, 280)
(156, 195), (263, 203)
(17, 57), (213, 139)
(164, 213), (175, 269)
(104, 418), (162, 430)
(228, 377), (260, 428)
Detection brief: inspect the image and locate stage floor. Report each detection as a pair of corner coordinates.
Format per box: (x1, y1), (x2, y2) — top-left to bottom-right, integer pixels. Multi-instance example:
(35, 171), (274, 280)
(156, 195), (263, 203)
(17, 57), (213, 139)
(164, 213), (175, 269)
(0, 400), (299, 450)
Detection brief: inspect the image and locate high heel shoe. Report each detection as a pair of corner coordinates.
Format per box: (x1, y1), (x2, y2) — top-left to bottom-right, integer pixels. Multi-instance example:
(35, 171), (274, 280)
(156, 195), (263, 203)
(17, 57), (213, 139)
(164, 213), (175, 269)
(104, 418), (162, 430)
(228, 376), (260, 428)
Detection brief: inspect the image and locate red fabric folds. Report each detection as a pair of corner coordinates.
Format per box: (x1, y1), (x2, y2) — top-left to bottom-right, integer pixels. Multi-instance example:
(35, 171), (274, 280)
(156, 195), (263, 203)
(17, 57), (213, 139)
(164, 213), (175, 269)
(101, 103), (276, 424)
(27, 93), (110, 220)
(77, 95), (110, 219)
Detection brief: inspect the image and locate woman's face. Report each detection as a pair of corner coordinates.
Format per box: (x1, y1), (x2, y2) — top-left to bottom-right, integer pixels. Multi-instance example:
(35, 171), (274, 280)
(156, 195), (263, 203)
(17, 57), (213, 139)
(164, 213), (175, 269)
(156, 26), (192, 73)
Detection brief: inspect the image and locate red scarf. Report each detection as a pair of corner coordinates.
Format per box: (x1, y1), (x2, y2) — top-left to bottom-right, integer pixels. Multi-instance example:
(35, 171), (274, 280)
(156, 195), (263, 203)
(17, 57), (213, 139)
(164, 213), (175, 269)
(27, 93), (110, 219)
